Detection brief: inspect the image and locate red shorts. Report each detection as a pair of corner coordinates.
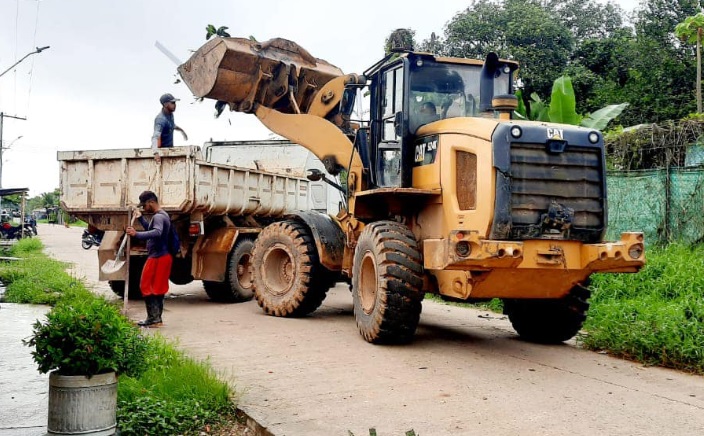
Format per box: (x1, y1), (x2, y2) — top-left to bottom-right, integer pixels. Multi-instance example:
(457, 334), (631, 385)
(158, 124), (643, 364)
(140, 254), (172, 296)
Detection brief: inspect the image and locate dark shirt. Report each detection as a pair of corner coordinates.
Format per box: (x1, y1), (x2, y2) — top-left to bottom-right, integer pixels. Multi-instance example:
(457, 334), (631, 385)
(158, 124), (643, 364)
(153, 111), (175, 148)
(135, 210), (171, 258)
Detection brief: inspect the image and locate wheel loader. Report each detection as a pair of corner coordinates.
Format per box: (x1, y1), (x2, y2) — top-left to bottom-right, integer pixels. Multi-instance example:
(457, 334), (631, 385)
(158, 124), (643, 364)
(178, 37), (645, 344)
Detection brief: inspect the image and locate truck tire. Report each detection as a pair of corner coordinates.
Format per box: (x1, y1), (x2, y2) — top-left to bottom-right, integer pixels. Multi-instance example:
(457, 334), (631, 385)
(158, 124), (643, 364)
(108, 256), (146, 300)
(352, 221), (424, 344)
(503, 285), (591, 343)
(252, 220), (331, 317)
(202, 237), (256, 303)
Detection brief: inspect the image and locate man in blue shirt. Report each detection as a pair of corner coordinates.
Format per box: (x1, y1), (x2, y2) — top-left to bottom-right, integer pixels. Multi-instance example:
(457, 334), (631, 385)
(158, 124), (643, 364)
(151, 93), (188, 163)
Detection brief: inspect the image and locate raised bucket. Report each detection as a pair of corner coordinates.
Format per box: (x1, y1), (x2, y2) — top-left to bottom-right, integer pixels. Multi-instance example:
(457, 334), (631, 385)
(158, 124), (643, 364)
(47, 371), (117, 435)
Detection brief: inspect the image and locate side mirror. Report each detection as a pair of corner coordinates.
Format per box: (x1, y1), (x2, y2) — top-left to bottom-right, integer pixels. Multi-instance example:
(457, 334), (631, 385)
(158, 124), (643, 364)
(394, 111), (403, 137)
(306, 169), (324, 181)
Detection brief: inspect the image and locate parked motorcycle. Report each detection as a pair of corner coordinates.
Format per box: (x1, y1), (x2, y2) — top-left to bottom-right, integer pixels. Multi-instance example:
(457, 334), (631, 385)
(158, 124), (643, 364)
(81, 228), (104, 249)
(0, 222), (33, 239)
(24, 216), (38, 236)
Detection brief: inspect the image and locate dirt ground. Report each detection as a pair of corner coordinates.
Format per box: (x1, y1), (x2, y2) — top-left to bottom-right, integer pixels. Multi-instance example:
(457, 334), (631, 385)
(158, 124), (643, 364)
(40, 223), (704, 436)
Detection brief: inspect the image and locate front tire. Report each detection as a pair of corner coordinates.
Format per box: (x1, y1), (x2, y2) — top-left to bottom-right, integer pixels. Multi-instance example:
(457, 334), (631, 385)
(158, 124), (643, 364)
(252, 220), (331, 317)
(81, 240), (92, 250)
(503, 285), (591, 343)
(352, 221), (424, 344)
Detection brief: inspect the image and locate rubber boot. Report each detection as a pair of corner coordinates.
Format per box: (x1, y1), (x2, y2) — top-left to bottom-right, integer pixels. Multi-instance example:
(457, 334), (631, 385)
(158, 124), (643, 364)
(137, 296), (155, 327)
(151, 295), (164, 327)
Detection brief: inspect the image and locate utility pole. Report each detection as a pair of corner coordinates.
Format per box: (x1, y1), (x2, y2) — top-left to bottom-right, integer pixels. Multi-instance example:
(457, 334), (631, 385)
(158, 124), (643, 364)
(0, 112), (27, 189)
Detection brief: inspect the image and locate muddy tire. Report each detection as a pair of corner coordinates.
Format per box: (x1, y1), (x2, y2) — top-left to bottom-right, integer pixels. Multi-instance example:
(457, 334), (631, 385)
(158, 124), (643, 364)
(203, 238), (255, 302)
(503, 285), (591, 343)
(252, 220), (331, 317)
(108, 256), (146, 300)
(352, 221), (424, 344)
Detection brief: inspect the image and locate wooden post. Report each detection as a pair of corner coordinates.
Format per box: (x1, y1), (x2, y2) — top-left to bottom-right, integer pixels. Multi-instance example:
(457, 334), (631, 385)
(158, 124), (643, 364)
(122, 209), (131, 314)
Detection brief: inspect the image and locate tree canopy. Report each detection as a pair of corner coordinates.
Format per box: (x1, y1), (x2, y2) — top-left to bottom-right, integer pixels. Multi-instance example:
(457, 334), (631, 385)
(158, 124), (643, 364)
(397, 0), (704, 126)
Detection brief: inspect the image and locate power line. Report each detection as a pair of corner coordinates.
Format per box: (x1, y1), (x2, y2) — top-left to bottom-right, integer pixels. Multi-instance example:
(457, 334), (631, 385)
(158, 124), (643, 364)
(0, 112), (28, 189)
(27, 0), (43, 113)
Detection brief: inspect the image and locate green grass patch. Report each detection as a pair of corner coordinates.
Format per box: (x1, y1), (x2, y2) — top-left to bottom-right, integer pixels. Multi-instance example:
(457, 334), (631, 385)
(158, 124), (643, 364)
(117, 336), (236, 435)
(0, 239), (91, 304)
(582, 243), (704, 373)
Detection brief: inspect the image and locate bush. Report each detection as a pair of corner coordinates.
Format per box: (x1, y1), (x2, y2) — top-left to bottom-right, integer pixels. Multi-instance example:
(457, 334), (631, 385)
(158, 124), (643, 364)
(582, 243), (704, 373)
(25, 297), (149, 377)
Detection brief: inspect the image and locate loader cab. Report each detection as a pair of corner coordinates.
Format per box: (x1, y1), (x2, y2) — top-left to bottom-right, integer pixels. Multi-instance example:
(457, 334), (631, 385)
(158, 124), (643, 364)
(362, 52), (517, 188)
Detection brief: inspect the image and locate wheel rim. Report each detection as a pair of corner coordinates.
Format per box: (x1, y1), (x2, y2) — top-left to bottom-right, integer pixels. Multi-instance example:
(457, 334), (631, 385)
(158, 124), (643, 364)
(261, 243), (294, 296)
(237, 253), (253, 289)
(359, 251), (378, 314)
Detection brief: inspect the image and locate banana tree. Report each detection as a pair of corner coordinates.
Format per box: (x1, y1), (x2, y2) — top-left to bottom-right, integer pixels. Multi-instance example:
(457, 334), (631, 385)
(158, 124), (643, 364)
(515, 75), (628, 130)
(675, 13), (704, 113)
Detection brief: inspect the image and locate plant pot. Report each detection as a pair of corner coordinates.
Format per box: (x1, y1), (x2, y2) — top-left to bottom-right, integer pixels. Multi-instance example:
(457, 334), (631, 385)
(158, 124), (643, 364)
(47, 371), (117, 435)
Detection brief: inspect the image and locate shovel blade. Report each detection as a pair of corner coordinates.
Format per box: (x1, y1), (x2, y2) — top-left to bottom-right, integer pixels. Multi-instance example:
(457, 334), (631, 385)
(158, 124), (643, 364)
(101, 258), (126, 275)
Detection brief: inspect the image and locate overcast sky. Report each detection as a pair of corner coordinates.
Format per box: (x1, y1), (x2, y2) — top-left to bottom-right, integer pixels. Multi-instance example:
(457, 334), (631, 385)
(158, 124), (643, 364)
(0, 0), (639, 197)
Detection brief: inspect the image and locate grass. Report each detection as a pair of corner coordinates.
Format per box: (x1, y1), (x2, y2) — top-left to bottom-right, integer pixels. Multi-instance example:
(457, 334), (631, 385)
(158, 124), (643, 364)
(581, 243), (704, 373)
(1, 238), (240, 434)
(425, 293), (504, 313)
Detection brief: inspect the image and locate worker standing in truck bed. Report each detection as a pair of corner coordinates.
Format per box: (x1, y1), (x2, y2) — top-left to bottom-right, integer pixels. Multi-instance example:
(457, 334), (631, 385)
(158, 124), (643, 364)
(151, 93), (188, 164)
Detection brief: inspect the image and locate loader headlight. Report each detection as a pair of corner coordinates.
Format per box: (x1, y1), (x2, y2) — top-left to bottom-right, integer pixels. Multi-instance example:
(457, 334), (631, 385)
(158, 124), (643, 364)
(456, 241), (471, 257)
(510, 126), (522, 138)
(588, 132), (600, 144)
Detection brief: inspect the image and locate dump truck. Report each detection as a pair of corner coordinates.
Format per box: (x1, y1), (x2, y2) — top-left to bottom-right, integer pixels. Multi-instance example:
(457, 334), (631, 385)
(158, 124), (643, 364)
(177, 36), (646, 344)
(58, 145), (331, 300)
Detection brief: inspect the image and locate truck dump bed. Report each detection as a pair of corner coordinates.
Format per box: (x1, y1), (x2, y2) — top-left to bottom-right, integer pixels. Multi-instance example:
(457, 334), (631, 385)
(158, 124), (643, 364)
(58, 146), (310, 229)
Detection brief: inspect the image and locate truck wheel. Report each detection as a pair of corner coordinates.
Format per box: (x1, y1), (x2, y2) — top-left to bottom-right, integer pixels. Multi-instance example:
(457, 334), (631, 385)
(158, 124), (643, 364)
(108, 256), (146, 300)
(252, 220), (331, 317)
(503, 285), (591, 343)
(352, 221), (424, 344)
(202, 238), (255, 302)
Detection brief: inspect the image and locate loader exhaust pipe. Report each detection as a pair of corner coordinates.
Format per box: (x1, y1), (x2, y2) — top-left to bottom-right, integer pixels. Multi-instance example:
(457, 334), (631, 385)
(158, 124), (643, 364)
(479, 52), (500, 113)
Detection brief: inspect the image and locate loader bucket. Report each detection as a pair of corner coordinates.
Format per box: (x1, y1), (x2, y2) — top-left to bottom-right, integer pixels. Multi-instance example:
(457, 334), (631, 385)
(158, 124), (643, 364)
(178, 37), (343, 114)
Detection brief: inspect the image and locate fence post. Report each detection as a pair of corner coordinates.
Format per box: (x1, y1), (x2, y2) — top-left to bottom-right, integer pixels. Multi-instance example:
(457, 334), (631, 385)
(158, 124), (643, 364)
(665, 146), (672, 242)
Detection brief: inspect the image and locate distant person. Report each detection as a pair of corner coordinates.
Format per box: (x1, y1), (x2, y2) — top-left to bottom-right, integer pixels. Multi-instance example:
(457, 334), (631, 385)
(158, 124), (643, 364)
(126, 191), (173, 327)
(151, 93), (188, 164)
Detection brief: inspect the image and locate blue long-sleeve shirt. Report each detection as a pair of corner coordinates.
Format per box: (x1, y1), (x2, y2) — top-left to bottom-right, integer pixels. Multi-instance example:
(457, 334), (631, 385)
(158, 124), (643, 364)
(134, 211), (170, 258)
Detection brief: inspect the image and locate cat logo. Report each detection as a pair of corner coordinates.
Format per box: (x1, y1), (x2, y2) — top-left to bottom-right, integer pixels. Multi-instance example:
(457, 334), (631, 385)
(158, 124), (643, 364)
(415, 139), (438, 163)
(547, 128), (564, 140)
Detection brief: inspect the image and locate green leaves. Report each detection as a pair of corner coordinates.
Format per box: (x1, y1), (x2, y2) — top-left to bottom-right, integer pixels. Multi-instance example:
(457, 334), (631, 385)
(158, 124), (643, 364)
(516, 75), (627, 129)
(581, 103), (629, 130)
(548, 76), (582, 126)
(675, 13), (704, 44)
(205, 24), (230, 40)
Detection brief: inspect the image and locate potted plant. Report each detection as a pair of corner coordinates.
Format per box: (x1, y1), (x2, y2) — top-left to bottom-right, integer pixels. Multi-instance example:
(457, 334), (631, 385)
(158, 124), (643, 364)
(25, 295), (147, 435)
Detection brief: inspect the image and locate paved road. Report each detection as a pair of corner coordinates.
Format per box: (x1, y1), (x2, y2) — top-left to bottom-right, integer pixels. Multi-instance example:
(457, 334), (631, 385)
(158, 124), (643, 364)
(39, 224), (704, 436)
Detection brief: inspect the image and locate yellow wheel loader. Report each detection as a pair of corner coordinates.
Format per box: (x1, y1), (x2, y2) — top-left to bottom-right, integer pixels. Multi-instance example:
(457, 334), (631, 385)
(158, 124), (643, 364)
(179, 37), (645, 344)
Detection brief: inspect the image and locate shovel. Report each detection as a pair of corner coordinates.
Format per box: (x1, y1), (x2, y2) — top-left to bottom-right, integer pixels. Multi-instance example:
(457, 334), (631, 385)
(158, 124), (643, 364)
(100, 215), (137, 275)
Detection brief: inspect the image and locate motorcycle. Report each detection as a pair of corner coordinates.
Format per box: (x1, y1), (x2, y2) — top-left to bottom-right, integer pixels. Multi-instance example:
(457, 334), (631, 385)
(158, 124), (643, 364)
(0, 222), (33, 240)
(24, 217), (38, 236)
(81, 228), (104, 249)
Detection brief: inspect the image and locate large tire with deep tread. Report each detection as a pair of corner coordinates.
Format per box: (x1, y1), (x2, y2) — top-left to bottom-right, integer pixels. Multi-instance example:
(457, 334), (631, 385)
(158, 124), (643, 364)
(352, 221), (424, 344)
(252, 220), (331, 317)
(203, 238), (255, 302)
(108, 256), (146, 300)
(503, 285), (591, 343)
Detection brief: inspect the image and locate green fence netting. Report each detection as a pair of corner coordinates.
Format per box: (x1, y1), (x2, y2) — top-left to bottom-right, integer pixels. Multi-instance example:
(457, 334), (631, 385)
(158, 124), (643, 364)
(606, 168), (704, 245)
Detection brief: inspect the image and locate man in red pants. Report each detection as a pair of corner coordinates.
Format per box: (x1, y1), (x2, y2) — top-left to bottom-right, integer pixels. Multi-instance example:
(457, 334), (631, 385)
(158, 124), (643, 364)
(126, 191), (173, 327)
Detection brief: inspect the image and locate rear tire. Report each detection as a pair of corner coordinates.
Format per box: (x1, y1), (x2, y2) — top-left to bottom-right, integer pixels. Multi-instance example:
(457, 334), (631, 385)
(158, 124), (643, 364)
(202, 238), (255, 302)
(352, 221), (424, 344)
(252, 220), (331, 317)
(503, 285), (591, 343)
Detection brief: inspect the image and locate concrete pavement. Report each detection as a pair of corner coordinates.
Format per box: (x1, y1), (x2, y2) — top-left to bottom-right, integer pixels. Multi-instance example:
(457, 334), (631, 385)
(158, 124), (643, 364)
(0, 303), (49, 436)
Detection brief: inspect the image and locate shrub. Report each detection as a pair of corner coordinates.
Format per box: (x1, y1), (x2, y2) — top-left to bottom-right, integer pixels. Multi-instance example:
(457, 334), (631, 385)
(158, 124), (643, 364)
(25, 297), (149, 377)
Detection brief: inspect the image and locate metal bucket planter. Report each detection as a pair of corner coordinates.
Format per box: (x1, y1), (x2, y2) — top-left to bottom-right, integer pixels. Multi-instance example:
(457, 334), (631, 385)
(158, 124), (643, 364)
(48, 371), (117, 435)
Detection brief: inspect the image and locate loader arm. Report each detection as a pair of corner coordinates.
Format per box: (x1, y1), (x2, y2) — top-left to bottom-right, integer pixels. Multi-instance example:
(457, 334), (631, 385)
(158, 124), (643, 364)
(178, 37), (366, 196)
